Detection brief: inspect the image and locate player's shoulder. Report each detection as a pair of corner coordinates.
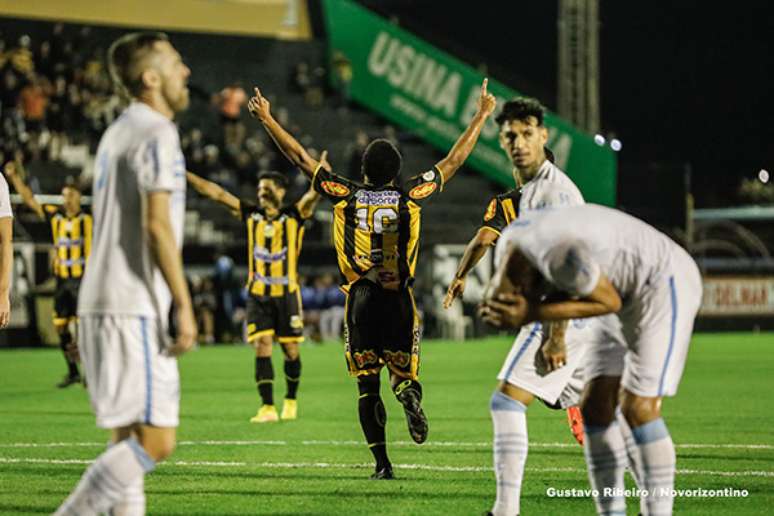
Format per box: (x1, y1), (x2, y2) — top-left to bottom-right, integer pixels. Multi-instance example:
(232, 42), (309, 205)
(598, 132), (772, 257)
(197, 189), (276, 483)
(402, 166), (442, 203)
(122, 103), (180, 144)
(495, 188), (521, 203)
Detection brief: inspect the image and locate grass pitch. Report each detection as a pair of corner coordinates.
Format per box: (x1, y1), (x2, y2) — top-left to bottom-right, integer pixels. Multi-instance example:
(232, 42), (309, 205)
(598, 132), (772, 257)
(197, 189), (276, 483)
(0, 333), (772, 515)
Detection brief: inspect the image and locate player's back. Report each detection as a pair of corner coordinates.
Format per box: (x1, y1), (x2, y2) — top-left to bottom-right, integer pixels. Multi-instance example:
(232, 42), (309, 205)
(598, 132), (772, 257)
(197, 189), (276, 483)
(78, 102), (186, 319)
(312, 165), (443, 291)
(507, 204), (676, 298)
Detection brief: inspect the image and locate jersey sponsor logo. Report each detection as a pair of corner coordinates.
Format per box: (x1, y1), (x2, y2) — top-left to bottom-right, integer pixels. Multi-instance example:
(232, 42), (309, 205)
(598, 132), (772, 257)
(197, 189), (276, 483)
(320, 181), (350, 197)
(408, 181), (437, 200)
(383, 350), (410, 369)
(290, 315), (303, 329)
(484, 199), (497, 221)
(422, 170), (435, 182)
(355, 189), (400, 205)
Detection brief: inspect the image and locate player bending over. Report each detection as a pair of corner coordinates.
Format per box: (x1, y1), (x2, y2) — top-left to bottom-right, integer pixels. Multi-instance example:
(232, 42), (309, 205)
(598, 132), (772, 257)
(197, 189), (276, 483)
(481, 204), (702, 516)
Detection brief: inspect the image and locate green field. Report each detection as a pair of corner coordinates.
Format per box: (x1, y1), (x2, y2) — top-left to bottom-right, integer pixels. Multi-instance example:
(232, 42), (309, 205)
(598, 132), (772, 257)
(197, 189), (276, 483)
(1, 333), (772, 515)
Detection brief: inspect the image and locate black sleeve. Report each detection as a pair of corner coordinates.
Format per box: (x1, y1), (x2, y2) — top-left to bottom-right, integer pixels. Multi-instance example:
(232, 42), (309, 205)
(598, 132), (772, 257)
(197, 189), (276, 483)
(312, 164), (358, 202)
(480, 197), (508, 234)
(402, 166), (444, 206)
(239, 199), (257, 221)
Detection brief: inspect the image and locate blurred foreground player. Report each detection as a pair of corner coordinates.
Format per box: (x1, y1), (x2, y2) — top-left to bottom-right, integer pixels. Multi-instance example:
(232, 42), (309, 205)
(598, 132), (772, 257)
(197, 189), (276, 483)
(249, 79), (496, 478)
(0, 172), (12, 328)
(5, 159), (91, 387)
(55, 32), (196, 515)
(481, 204), (702, 516)
(187, 170), (319, 422)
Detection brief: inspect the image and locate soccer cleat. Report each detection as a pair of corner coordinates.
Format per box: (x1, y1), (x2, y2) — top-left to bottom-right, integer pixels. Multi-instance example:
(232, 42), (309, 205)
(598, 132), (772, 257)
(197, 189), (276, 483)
(249, 405), (279, 423)
(395, 387), (428, 444)
(566, 405), (585, 446)
(370, 465), (395, 480)
(280, 399), (297, 420)
(56, 374), (81, 389)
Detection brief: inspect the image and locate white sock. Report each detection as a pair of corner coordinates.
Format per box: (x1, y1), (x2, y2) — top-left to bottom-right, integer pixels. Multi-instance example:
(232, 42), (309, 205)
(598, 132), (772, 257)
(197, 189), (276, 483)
(490, 391), (528, 516)
(616, 410), (646, 515)
(54, 437), (155, 516)
(584, 421), (627, 515)
(109, 476), (145, 516)
(630, 418), (675, 516)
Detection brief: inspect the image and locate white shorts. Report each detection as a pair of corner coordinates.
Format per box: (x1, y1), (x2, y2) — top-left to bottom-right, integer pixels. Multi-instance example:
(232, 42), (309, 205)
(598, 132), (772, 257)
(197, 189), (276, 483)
(585, 248), (702, 397)
(497, 316), (612, 408)
(79, 314), (180, 429)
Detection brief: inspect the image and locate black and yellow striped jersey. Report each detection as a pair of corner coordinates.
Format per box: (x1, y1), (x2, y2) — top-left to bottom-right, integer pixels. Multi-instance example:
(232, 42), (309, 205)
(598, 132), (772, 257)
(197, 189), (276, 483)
(480, 189), (522, 236)
(312, 164), (443, 292)
(43, 205), (93, 280)
(240, 201), (309, 297)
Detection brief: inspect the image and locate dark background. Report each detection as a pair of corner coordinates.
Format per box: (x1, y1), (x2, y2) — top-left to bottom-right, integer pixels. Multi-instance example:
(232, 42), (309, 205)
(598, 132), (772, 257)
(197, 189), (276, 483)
(356, 0), (774, 211)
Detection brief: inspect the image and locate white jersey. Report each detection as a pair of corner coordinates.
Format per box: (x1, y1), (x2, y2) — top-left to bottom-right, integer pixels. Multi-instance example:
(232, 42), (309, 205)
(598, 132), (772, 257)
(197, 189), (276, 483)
(518, 160), (584, 214)
(0, 174), (13, 219)
(497, 204), (676, 300)
(78, 102), (186, 320)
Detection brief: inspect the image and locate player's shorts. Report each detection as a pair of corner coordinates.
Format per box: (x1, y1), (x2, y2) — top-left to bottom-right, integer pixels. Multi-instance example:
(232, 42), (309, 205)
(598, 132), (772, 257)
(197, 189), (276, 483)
(344, 279), (420, 380)
(79, 314), (180, 429)
(54, 278), (81, 325)
(497, 315), (621, 408)
(584, 247), (703, 398)
(246, 290), (304, 344)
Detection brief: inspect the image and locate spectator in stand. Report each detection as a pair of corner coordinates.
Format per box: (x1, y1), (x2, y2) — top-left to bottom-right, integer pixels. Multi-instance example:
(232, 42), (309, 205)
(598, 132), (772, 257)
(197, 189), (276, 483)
(213, 82), (248, 148)
(18, 73), (50, 141)
(192, 275), (216, 345)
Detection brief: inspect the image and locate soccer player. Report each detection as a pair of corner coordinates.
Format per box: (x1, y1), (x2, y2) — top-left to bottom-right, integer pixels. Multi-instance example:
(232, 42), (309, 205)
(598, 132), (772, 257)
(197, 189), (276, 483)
(248, 79), (496, 478)
(443, 97), (600, 516)
(0, 171), (13, 328)
(4, 159), (91, 387)
(186, 169), (320, 422)
(54, 32), (196, 516)
(481, 204), (702, 516)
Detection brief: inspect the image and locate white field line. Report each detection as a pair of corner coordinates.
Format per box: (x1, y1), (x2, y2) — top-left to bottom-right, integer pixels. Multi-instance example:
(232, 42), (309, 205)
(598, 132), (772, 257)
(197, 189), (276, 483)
(1, 439), (772, 450)
(0, 457), (772, 477)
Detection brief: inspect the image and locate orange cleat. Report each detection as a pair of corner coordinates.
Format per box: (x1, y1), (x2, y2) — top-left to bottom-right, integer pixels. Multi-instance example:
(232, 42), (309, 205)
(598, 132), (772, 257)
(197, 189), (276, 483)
(566, 406), (585, 446)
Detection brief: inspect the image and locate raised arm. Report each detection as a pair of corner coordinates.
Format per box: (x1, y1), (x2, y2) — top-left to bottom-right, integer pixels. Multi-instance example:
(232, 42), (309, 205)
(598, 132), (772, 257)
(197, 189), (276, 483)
(443, 227), (499, 308)
(147, 191), (196, 355)
(435, 78), (497, 184)
(186, 171), (241, 216)
(248, 87), (320, 179)
(3, 160), (45, 220)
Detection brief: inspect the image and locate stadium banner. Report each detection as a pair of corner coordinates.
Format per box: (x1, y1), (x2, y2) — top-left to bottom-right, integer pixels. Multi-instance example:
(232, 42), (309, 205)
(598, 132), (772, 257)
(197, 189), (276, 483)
(700, 277), (774, 316)
(322, 0), (617, 205)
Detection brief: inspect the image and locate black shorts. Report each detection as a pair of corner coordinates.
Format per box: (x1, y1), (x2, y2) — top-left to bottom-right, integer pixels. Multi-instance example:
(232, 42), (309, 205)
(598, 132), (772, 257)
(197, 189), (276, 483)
(344, 279), (420, 380)
(246, 291), (304, 344)
(54, 278), (81, 325)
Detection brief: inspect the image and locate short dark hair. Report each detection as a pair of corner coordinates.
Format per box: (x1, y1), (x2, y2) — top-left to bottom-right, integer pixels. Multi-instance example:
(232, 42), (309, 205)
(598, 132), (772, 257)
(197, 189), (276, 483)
(257, 171), (288, 189)
(107, 32), (169, 99)
(495, 97), (546, 126)
(62, 178), (81, 194)
(361, 139), (402, 187)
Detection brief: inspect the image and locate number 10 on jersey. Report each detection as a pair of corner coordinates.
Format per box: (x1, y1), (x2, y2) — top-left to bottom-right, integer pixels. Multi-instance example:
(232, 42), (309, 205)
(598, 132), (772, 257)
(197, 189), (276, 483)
(356, 207), (398, 234)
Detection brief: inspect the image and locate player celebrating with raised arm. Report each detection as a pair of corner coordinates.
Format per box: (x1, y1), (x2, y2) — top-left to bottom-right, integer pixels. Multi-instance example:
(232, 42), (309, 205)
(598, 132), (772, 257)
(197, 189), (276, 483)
(444, 97), (602, 516)
(481, 204), (702, 516)
(248, 79), (496, 479)
(4, 158), (91, 387)
(187, 169), (319, 423)
(54, 32), (196, 516)
(0, 171), (13, 328)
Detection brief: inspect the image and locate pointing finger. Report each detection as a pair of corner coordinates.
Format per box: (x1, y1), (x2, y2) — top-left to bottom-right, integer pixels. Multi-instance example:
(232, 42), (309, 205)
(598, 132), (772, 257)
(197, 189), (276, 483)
(481, 78), (488, 96)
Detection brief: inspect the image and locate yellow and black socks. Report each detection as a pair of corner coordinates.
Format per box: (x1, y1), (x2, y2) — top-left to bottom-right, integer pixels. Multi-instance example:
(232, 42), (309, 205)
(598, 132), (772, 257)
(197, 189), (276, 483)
(357, 377), (389, 469)
(255, 357), (274, 406)
(284, 358), (301, 399)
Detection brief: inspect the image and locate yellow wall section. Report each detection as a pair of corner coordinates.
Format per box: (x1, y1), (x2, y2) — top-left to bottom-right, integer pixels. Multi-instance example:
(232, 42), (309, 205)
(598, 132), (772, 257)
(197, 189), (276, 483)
(0, 0), (311, 40)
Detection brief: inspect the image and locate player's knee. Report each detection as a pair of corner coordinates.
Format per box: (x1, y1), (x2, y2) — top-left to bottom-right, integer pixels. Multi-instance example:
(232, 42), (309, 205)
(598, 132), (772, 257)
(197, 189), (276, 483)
(620, 392), (661, 428)
(580, 377), (619, 426)
(143, 434), (176, 462)
(282, 343), (299, 361)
